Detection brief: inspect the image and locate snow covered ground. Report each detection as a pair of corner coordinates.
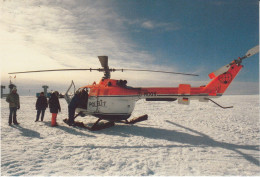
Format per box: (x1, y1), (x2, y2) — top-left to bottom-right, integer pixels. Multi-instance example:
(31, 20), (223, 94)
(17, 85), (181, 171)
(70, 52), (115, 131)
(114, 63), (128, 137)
(1, 95), (259, 176)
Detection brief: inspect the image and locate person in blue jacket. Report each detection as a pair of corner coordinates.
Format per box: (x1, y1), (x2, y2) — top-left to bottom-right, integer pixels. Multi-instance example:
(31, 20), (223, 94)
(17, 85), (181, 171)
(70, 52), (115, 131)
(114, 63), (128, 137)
(68, 91), (81, 126)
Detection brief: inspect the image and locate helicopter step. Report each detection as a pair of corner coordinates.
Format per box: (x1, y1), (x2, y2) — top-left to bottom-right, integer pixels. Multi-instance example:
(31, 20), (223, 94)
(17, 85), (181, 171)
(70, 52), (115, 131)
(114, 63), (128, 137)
(63, 118), (115, 131)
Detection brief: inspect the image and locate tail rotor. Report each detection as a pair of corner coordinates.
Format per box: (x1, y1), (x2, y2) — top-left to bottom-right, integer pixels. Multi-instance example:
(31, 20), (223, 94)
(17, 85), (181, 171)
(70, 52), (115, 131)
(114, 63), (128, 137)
(209, 45), (259, 79)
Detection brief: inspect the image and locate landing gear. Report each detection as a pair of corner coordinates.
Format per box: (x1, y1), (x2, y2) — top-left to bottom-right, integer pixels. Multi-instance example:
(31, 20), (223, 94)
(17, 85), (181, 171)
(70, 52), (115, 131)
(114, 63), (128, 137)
(205, 98), (233, 109)
(119, 114), (148, 124)
(63, 114), (148, 131)
(63, 118), (115, 131)
(88, 118), (115, 131)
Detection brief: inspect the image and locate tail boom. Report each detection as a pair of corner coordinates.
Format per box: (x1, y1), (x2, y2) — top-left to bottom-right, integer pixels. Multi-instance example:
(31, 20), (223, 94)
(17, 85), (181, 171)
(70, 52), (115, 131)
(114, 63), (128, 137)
(137, 61), (243, 101)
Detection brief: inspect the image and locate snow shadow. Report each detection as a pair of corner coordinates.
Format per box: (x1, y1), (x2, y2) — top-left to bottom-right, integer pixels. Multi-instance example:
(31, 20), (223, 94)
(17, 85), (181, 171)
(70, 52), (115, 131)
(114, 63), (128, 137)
(104, 121), (259, 166)
(11, 125), (42, 139)
(166, 121), (260, 167)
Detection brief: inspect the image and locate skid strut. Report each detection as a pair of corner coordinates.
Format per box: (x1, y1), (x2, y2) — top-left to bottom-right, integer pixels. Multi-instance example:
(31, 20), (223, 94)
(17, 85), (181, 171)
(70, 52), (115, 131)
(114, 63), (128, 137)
(206, 98), (233, 109)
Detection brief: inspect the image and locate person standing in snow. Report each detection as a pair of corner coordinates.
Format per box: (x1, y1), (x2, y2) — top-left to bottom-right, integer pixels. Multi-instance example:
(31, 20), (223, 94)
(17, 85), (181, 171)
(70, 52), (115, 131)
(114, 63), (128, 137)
(48, 91), (61, 127)
(67, 91), (81, 126)
(35, 92), (48, 122)
(6, 87), (20, 126)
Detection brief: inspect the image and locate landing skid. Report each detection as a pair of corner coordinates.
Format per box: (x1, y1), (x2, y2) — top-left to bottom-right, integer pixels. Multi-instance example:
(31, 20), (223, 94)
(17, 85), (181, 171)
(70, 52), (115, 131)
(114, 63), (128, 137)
(63, 114), (148, 131)
(63, 118), (115, 131)
(118, 114), (148, 124)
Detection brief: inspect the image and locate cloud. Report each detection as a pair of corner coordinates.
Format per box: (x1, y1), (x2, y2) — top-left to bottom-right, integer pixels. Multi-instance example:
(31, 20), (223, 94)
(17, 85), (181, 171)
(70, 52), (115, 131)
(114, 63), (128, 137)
(1, 0), (185, 81)
(140, 20), (181, 31)
(124, 18), (181, 32)
(1, 1), (157, 64)
(141, 21), (154, 29)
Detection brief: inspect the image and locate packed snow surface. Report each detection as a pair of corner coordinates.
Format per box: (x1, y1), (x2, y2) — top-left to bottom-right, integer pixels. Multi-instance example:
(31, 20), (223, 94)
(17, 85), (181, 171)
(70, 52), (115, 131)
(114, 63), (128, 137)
(1, 95), (259, 176)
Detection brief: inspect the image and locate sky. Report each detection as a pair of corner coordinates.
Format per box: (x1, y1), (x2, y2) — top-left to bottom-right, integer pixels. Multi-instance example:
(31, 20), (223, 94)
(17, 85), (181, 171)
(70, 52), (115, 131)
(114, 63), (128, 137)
(0, 0), (259, 96)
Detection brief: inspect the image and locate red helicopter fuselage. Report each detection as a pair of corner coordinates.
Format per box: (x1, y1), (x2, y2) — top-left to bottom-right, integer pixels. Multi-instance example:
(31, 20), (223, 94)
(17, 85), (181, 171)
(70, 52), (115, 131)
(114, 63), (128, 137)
(75, 62), (242, 121)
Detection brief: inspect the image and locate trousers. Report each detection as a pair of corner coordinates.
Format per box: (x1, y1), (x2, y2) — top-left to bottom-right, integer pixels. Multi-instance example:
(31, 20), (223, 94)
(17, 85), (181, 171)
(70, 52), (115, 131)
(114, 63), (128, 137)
(36, 109), (45, 121)
(68, 107), (76, 124)
(9, 107), (18, 124)
(51, 113), (57, 126)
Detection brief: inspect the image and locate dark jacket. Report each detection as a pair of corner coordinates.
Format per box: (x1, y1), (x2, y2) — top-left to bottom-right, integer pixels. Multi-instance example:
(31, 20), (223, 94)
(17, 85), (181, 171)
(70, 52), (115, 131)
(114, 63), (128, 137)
(78, 90), (89, 109)
(36, 96), (48, 110)
(49, 93), (61, 113)
(68, 94), (80, 109)
(6, 92), (20, 108)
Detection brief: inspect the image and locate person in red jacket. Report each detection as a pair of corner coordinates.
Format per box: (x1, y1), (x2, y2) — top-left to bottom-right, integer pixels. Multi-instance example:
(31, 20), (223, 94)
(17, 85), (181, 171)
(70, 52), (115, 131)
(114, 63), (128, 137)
(35, 92), (48, 122)
(48, 91), (61, 127)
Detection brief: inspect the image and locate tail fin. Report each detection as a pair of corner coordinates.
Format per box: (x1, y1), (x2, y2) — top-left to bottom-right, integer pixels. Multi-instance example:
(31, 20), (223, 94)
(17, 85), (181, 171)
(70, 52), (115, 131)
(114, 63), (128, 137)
(204, 62), (243, 96)
(203, 45), (258, 96)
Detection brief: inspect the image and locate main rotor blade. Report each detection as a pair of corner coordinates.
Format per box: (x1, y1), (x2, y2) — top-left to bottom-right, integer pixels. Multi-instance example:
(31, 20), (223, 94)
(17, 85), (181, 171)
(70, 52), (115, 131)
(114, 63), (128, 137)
(8, 68), (101, 74)
(98, 56), (109, 68)
(117, 69), (199, 76)
(8, 68), (199, 76)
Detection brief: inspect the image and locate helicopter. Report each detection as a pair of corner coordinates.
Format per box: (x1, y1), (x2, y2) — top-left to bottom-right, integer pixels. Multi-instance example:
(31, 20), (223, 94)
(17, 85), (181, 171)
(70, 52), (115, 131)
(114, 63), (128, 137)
(9, 45), (259, 130)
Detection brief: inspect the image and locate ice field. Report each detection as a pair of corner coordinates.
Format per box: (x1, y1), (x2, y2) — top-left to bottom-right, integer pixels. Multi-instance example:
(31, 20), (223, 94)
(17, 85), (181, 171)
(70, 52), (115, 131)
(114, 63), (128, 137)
(1, 95), (259, 176)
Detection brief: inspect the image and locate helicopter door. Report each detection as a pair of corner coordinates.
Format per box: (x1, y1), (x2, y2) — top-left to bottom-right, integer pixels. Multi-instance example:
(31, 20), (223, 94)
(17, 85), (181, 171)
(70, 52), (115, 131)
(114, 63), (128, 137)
(64, 80), (76, 104)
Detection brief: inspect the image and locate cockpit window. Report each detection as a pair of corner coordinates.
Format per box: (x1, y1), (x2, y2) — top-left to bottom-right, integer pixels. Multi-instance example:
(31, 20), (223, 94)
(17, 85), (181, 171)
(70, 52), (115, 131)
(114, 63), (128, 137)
(117, 80), (127, 87)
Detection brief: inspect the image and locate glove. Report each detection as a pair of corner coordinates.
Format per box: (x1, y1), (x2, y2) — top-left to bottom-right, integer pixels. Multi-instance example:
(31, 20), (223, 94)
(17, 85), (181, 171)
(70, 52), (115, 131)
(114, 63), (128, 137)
(17, 106), (20, 110)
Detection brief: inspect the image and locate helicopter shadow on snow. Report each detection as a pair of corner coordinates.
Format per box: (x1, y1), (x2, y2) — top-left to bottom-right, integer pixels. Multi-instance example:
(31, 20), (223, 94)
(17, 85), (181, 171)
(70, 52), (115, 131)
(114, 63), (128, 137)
(99, 121), (259, 166)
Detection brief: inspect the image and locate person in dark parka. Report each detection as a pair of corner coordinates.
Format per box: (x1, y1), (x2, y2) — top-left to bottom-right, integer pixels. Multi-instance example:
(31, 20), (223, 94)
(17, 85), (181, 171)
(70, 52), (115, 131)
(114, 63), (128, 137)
(78, 89), (89, 109)
(68, 91), (80, 126)
(6, 87), (20, 125)
(35, 92), (48, 122)
(48, 91), (61, 127)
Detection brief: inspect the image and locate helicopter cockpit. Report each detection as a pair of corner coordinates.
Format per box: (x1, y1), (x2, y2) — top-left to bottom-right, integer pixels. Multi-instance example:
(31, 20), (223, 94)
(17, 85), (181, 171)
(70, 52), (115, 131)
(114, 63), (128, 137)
(116, 79), (127, 87)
